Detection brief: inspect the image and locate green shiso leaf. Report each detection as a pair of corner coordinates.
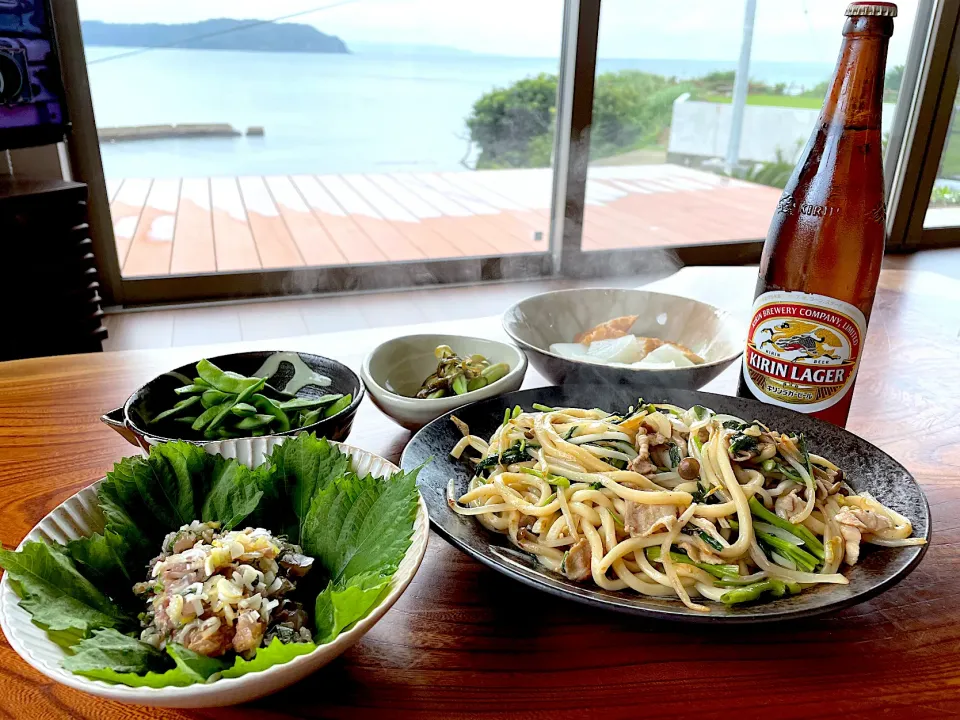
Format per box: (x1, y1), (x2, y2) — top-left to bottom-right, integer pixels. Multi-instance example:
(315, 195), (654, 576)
(200, 455), (264, 531)
(96, 442), (212, 553)
(63, 628), (166, 675)
(166, 644), (232, 683)
(301, 466), (420, 583)
(70, 642), (230, 687)
(301, 460), (419, 643)
(66, 528), (132, 588)
(313, 570), (391, 645)
(0, 542), (131, 646)
(259, 434), (351, 544)
(220, 636), (318, 679)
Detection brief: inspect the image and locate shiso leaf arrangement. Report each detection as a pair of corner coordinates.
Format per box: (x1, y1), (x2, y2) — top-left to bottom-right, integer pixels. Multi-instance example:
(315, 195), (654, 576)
(0, 435), (421, 688)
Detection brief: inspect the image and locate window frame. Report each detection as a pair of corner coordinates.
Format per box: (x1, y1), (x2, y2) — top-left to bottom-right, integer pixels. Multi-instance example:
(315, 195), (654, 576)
(57, 0), (960, 308)
(887, 0), (960, 249)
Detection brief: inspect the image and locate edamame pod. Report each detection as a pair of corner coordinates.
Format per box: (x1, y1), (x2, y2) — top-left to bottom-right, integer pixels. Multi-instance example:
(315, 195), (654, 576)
(230, 403), (258, 417)
(323, 394), (352, 417)
(235, 414), (276, 430)
(278, 394), (343, 411)
(150, 395), (201, 424)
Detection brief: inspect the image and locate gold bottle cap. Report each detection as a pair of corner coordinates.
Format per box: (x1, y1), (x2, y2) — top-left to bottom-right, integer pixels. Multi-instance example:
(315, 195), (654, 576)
(846, 2), (898, 16)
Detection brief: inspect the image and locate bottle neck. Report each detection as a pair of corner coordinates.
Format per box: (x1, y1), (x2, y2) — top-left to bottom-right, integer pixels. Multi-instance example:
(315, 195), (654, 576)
(820, 16), (892, 129)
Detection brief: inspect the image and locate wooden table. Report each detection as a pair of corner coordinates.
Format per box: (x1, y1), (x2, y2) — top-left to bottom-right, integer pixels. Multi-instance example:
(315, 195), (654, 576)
(1, 265), (958, 718)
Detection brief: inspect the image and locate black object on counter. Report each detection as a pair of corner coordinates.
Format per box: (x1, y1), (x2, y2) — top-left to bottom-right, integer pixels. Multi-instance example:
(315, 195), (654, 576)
(0, 177), (107, 360)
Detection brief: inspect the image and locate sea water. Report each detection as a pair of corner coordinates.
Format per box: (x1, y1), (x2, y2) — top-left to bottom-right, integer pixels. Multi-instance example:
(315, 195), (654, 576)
(85, 46), (834, 178)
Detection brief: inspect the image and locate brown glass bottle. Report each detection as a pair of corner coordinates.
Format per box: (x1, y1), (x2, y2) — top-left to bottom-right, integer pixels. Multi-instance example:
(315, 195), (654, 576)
(737, 2), (895, 427)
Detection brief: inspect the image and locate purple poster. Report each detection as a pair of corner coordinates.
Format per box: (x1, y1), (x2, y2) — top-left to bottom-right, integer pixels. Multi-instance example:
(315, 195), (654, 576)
(0, 0), (66, 148)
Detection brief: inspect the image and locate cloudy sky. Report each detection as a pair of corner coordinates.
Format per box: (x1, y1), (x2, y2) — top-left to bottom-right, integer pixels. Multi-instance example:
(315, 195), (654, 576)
(77, 0), (919, 65)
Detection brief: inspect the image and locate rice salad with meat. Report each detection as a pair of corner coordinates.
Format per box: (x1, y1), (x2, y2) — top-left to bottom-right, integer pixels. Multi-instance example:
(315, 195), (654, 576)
(134, 521), (315, 658)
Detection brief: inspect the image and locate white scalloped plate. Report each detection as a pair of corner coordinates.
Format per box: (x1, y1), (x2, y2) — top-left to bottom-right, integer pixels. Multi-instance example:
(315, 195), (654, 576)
(0, 438), (429, 708)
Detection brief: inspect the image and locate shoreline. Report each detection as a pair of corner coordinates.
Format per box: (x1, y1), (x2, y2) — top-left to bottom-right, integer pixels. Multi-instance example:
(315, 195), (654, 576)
(98, 124), (264, 142)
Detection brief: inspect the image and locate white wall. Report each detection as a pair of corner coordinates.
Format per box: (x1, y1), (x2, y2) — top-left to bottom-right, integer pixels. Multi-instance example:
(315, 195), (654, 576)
(667, 96), (896, 164)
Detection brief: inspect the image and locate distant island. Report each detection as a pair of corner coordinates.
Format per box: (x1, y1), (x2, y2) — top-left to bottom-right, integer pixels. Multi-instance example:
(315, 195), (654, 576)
(81, 19), (349, 54)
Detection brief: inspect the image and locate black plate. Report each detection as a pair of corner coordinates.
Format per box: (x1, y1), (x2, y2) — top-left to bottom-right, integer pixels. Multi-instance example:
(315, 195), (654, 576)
(116, 351), (364, 446)
(401, 385), (930, 623)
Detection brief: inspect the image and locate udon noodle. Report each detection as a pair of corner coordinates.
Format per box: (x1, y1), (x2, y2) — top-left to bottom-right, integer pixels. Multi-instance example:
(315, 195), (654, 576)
(448, 402), (924, 610)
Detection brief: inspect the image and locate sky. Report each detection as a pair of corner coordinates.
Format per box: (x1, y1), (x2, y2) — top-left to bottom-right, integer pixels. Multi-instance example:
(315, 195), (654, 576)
(77, 0), (920, 65)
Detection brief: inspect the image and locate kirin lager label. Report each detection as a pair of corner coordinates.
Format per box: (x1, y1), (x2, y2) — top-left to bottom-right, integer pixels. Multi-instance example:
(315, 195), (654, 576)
(741, 290), (866, 414)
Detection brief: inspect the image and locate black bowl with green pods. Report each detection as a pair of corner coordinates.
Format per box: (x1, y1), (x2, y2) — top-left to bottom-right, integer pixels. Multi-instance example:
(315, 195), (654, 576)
(101, 351), (364, 450)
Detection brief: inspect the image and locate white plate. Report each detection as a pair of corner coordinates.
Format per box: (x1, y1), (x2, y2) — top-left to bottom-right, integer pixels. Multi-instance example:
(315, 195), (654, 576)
(0, 437), (429, 708)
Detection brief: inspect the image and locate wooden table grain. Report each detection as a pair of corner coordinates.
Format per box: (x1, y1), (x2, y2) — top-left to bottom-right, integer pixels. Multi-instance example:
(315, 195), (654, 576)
(1, 266), (958, 719)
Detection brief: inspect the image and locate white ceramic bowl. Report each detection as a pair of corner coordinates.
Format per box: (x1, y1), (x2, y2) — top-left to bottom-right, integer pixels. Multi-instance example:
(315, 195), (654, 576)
(503, 288), (744, 391)
(361, 334), (527, 430)
(0, 437), (429, 708)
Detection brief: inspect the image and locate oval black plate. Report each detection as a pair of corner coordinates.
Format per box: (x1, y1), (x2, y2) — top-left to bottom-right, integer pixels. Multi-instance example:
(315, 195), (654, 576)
(401, 385), (930, 623)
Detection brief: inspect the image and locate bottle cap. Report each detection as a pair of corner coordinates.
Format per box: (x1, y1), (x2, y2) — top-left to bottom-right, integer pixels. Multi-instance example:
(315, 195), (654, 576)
(845, 2), (898, 16)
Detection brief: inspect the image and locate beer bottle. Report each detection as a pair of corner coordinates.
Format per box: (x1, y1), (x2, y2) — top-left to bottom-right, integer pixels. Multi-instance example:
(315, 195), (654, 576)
(737, 2), (895, 427)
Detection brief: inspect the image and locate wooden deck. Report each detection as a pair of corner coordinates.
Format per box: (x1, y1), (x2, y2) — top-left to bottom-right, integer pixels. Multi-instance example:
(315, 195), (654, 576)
(106, 165), (781, 278)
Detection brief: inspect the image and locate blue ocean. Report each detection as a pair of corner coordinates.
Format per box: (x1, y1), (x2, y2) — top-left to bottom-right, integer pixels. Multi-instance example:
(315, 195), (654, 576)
(84, 46), (835, 178)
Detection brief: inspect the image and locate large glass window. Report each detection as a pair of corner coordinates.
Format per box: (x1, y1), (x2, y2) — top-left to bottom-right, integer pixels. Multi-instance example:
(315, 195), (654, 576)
(925, 95), (960, 228)
(582, 0), (918, 253)
(77, 0), (563, 282)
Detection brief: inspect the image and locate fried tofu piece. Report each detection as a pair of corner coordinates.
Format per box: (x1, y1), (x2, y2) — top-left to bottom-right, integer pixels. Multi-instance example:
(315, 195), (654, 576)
(574, 315), (639, 344)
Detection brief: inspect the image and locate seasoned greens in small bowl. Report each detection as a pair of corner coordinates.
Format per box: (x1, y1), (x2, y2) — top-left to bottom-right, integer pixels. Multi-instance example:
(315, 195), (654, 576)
(0, 435), (426, 704)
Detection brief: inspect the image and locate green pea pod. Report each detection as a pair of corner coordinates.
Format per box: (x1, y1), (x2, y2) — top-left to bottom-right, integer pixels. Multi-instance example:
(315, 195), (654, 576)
(481, 363), (509, 384)
(201, 389), (231, 409)
(235, 414), (277, 430)
(230, 403), (258, 417)
(173, 416), (199, 424)
(173, 384), (208, 396)
(192, 403), (226, 432)
(207, 379), (267, 433)
(323, 394), (352, 418)
(426, 389), (445, 399)
(251, 394), (291, 432)
(278, 394), (343, 411)
(206, 403), (236, 432)
(150, 395), (201, 424)
(452, 374), (468, 396)
(216, 426), (240, 439)
(192, 378), (212, 388)
(196, 359), (263, 395)
(239, 377), (267, 399)
(299, 408), (323, 427)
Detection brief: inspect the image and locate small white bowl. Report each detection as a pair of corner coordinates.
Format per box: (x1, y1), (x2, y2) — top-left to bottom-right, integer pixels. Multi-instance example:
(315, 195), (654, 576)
(0, 437), (429, 708)
(361, 334), (527, 430)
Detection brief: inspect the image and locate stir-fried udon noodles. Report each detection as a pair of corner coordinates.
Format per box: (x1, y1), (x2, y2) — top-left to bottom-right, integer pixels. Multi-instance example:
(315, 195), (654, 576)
(448, 402), (924, 610)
